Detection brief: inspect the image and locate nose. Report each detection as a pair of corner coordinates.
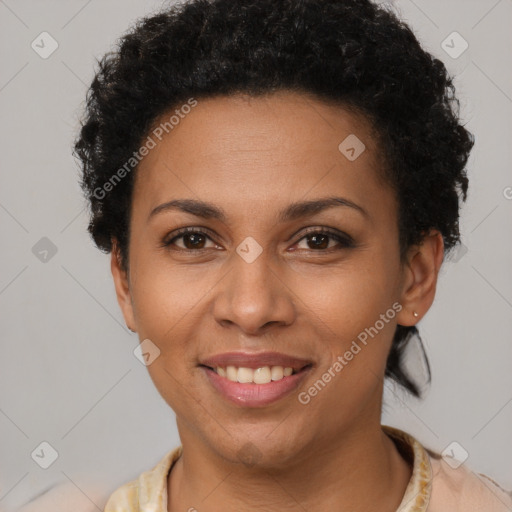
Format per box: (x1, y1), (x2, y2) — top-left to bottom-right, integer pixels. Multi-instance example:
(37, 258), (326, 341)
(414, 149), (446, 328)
(212, 248), (296, 336)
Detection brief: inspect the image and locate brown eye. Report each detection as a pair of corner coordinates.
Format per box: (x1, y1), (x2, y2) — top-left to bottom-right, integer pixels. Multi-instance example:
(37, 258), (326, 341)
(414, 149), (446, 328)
(163, 228), (218, 251)
(295, 229), (354, 251)
(304, 233), (330, 250)
(180, 232), (208, 249)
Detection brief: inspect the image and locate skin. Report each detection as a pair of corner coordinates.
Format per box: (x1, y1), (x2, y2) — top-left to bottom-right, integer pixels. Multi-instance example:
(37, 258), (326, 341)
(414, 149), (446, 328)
(111, 91), (444, 511)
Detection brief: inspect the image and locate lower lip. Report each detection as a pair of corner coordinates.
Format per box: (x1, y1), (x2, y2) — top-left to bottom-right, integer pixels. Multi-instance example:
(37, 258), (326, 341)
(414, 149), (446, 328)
(201, 366), (311, 407)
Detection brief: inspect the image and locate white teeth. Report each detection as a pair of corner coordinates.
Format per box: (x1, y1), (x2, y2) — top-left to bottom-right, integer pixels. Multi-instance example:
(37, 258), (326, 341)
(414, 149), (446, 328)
(226, 365), (238, 381)
(216, 365), (296, 383)
(270, 366), (283, 381)
(237, 367), (253, 383)
(253, 366), (271, 384)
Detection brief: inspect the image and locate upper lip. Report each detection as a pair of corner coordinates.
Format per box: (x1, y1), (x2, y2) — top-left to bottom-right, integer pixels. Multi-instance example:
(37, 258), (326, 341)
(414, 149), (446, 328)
(199, 351), (313, 371)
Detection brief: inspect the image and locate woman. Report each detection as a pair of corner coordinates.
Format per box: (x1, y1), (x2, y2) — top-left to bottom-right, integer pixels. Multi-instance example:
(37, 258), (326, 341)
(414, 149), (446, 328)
(73, 0), (511, 510)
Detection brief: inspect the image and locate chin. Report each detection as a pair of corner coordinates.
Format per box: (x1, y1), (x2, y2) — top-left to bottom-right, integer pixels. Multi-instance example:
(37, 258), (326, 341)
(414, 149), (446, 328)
(208, 422), (313, 471)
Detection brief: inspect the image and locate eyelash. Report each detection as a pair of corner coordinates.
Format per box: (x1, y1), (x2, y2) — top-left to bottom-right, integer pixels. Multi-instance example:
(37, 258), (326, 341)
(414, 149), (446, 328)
(161, 226), (355, 253)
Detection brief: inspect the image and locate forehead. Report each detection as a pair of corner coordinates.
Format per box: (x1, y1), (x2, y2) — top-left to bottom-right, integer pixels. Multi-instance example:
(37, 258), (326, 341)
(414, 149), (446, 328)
(133, 91), (391, 221)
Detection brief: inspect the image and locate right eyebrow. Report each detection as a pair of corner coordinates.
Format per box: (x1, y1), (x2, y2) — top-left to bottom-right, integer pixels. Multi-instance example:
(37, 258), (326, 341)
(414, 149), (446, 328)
(148, 199), (228, 223)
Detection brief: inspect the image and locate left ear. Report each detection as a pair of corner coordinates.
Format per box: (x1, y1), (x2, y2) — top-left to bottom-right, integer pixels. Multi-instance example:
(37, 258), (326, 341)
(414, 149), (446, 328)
(395, 230), (445, 326)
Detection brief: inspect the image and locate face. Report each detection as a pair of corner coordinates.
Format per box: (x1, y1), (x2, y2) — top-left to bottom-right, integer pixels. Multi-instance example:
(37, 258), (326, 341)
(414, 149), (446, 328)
(112, 91), (435, 468)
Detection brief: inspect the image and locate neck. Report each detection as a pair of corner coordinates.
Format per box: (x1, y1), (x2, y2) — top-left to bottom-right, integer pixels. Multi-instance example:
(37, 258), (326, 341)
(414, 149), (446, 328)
(168, 418), (412, 511)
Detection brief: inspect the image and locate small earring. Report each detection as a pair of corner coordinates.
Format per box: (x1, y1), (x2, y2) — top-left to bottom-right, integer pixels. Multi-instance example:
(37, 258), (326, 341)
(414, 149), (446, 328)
(413, 311), (419, 318)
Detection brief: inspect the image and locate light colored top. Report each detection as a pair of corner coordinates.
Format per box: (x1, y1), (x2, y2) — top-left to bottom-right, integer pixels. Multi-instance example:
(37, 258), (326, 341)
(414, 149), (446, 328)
(103, 425), (512, 511)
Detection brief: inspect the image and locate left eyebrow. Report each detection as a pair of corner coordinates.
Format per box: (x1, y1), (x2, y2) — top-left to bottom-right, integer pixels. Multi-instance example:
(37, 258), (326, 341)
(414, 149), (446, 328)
(147, 196), (368, 224)
(277, 196), (368, 222)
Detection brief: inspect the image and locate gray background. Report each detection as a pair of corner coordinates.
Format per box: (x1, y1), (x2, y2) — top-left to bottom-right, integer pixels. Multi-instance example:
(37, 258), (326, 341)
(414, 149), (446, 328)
(0, 0), (511, 510)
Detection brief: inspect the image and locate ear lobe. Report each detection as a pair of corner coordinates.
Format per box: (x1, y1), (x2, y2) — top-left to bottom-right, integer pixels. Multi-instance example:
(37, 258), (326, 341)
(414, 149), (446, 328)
(110, 238), (136, 331)
(396, 230), (444, 326)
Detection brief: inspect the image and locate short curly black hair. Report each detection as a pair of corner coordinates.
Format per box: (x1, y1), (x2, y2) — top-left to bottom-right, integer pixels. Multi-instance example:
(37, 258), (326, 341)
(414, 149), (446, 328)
(73, 0), (474, 398)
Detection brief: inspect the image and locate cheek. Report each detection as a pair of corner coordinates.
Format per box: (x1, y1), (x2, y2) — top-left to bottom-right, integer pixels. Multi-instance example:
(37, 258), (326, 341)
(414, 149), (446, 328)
(291, 255), (401, 396)
(131, 243), (400, 355)
(295, 269), (399, 425)
(293, 255), (400, 334)
(131, 256), (215, 334)
(129, 259), (214, 403)
(129, 238), (401, 411)
(131, 263), (207, 411)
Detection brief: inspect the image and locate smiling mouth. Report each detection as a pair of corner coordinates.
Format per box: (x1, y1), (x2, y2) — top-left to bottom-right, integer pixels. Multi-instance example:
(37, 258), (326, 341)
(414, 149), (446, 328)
(200, 364), (312, 384)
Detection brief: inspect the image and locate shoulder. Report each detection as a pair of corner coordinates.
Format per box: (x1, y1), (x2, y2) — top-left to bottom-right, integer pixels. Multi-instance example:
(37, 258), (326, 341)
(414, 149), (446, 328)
(427, 452), (512, 512)
(104, 446), (182, 512)
(382, 425), (512, 512)
(103, 479), (139, 512)
(16, 480), (107, 512)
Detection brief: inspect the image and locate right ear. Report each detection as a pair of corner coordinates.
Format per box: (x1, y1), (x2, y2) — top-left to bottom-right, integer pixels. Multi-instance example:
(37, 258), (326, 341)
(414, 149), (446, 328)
(110, 238), (137, 332)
